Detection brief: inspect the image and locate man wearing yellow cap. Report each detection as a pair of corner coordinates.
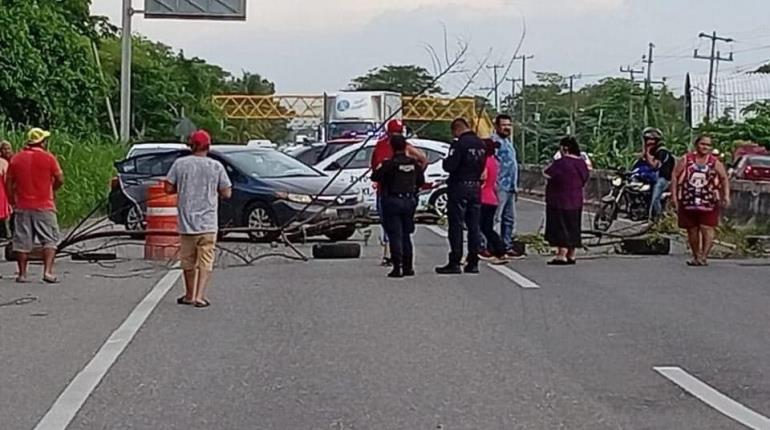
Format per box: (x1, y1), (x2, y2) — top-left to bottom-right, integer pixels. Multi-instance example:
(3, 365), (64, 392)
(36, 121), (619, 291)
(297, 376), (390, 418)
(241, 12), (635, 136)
(6, 128), (64, 283)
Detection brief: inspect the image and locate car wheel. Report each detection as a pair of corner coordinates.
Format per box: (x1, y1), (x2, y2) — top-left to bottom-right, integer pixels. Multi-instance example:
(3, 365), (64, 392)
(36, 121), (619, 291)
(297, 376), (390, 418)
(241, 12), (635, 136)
(125, 205), (146, 238)
(429, 189), (448, 217)
(325, 227), (356, 242)
(245, 202), (280, 243)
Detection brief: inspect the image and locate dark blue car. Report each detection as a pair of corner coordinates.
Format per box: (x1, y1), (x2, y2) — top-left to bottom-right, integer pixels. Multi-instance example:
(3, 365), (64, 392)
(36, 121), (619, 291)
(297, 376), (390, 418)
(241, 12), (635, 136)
(108, 145), (368, 242)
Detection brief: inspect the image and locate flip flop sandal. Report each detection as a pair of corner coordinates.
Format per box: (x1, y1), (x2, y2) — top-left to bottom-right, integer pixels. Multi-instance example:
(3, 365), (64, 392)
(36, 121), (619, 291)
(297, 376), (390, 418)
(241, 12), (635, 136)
(686, 260), (701, 267)
(194, 300), (211, 308)
(16, 277), (31, 284)
(43, 276), (59, 284)
(177, 296), (194, 305)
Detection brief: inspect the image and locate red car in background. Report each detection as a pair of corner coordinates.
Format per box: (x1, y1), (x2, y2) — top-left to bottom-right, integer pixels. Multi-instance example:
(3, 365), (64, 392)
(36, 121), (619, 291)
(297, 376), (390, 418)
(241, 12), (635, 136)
(732, 155), (770, 182)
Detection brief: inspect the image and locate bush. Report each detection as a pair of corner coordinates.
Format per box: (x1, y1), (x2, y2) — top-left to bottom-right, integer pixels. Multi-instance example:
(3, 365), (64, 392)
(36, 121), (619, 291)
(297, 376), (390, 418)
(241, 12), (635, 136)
(1, 126), (126, 227)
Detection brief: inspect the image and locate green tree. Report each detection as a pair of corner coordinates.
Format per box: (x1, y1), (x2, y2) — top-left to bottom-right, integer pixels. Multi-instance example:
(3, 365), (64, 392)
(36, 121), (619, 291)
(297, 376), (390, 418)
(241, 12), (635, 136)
(349, 65), (443, 95)
(0, 0), (104, 133)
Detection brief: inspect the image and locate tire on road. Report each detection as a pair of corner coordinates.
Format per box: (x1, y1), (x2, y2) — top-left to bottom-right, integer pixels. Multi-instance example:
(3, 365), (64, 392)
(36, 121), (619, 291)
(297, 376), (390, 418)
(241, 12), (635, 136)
(617, 237), (671, 255)
(312, 242), (361, 259)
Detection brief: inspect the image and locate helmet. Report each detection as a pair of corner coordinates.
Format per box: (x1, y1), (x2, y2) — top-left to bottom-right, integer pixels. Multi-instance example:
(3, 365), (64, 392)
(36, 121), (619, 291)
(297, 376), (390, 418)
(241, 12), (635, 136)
(386, 119), (404, 135)
(641, 127), (663, 142)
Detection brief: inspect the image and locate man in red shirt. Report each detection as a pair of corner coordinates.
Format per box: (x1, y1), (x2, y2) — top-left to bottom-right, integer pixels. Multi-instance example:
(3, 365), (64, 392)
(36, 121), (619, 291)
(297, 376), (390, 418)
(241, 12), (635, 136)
(370, 120), (427, 265)
(6, 128), (64, 283)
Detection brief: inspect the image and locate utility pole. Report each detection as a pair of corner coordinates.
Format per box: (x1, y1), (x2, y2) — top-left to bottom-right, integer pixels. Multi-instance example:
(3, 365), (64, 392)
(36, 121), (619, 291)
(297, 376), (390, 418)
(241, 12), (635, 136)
(528, 101), (546, 163)
(505, 77), (522, 115)
(694, 31), (734, 122)
(620, 65), (644, 148)
(643, 43), (655, 125)
(566, 74), (581, 135)
(514, 54), (534, 162)
(120, 0), (133, 143)
(486, 64), (504, 111)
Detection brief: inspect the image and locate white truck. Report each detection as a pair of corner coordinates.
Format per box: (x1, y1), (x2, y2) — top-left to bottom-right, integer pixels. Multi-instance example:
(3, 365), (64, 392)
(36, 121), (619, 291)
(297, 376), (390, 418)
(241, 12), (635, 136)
(323, 91), (402, 141)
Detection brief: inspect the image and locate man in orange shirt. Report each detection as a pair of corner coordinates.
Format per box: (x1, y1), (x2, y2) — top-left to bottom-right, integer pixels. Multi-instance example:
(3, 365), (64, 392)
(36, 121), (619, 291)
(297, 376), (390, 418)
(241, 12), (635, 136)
(6, 128), (64, 283)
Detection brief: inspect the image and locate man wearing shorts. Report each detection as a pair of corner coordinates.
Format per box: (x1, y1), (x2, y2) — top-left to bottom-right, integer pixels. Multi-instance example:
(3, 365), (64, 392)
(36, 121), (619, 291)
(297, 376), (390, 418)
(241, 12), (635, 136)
(165, 130), (232, 308)
(6, 128), (64, 284)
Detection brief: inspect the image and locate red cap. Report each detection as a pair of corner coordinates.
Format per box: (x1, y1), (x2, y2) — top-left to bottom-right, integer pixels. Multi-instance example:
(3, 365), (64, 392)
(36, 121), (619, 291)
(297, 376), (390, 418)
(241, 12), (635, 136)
(189, 130), (211, 150)
(386, 119), (404, 134)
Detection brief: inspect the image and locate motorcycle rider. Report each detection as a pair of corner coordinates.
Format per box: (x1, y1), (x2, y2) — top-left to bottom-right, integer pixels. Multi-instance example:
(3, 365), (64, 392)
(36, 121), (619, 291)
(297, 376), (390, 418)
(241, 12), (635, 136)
(642, 127), (674, 221)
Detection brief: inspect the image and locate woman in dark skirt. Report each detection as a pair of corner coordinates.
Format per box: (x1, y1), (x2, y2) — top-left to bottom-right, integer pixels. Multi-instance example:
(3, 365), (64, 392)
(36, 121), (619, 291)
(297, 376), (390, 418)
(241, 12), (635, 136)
(544, 136), (590, 265)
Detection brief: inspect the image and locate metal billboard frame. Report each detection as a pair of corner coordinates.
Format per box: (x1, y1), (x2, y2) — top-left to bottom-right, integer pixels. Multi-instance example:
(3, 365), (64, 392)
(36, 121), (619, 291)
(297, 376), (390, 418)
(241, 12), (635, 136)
(144, 0), (247, 20)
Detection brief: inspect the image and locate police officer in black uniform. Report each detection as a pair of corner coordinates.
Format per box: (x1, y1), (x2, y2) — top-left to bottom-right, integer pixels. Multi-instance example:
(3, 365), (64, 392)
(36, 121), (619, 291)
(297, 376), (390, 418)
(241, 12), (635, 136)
(436, 118), (486, 274)
(371, 135), (425, 278)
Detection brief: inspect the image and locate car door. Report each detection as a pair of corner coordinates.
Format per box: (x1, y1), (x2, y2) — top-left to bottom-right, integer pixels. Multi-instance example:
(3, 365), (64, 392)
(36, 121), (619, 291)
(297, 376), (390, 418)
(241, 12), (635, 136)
(115, 150), (187, 215)
(209, 155), (244, 229)
(322, 146), (376, 209)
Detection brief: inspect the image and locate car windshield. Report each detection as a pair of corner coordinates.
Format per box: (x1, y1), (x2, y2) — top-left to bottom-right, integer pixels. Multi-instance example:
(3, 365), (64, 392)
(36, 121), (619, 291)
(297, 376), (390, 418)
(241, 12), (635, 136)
(328, 122), (374, 140)
(225, 150), (322, 178)
(317, 143), (360, 163)
(749, 156), (770, 167)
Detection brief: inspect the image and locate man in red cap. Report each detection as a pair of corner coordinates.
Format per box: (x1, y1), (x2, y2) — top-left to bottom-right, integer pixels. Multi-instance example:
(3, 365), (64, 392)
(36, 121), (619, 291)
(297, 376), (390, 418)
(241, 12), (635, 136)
(165, 130), (232, 308)
(370, 119), (427, 265)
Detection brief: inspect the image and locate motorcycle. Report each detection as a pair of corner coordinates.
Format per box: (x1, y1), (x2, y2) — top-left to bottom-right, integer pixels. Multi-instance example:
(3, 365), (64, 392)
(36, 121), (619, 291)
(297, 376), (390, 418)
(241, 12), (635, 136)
(592, 169), (670, 232)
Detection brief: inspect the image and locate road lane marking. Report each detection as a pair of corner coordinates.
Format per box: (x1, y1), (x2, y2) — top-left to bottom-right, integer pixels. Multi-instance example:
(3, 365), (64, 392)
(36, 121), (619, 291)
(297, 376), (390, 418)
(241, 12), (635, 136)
(423, 225), (541, 289)
(424, 225), (448, 238)
(654, 366), (770, 429)
(487, 264), (541, 289)
(34, 269), (182, 430)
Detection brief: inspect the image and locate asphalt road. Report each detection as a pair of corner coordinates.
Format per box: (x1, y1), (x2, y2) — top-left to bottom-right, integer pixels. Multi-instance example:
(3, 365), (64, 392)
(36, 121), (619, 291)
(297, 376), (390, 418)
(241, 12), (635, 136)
(4, 200), (770, 429)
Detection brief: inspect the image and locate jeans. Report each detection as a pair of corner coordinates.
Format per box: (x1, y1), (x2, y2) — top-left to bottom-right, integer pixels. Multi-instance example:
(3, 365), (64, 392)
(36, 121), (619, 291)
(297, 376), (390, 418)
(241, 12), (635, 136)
(447, 183), (481, 266)
(480, 204), (506, 257)
(376, 196), (389, 245)
(649, 178), (670, 220)
(381, 196), (416, 268)
(495, 189), (516, 250)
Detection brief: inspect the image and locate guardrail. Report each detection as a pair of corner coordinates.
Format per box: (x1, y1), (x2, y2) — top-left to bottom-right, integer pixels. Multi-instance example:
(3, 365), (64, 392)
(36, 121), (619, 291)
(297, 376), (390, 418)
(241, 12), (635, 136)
(518, 165), (770, 225)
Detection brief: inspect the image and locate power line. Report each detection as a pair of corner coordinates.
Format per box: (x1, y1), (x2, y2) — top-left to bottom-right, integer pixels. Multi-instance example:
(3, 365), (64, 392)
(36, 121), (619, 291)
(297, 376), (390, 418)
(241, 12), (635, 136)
(694, 30), (734, 122)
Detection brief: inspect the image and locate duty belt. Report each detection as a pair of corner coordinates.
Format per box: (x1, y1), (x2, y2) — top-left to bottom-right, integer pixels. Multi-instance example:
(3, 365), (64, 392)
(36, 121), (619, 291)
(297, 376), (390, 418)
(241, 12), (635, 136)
(451, 180), (481, 185)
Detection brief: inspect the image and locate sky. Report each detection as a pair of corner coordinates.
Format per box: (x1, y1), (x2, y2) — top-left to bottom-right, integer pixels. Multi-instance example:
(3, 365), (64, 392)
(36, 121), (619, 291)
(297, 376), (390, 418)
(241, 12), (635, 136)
(92, 0), (770, 96)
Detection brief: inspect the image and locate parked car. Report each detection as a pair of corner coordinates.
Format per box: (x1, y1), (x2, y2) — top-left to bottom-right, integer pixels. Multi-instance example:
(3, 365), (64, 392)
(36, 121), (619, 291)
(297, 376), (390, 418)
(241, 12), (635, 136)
(732, 155), (770, 182)
(109, 146), (367, 242)
(283, 142), (326, 166)
(313, 138), (450, 215)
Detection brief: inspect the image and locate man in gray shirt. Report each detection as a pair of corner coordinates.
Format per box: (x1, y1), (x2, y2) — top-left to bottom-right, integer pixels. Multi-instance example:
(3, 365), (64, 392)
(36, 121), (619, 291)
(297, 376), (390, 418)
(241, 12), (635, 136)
(165, 130), (232, 308)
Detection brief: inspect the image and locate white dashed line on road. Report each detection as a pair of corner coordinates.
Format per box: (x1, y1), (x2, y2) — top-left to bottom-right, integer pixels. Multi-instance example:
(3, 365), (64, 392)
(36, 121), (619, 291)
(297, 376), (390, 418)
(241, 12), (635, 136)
(34, 269), (182, 430)
(654, 366), (770, 429)
(486, 264), (541, 289)
(424, 226), (541, 289)
(424, 224), (448, 238)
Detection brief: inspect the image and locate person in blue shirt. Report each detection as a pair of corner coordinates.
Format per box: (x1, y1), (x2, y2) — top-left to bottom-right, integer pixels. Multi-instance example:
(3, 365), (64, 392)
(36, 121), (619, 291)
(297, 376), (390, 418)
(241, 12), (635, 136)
(490, 114), (523, 258)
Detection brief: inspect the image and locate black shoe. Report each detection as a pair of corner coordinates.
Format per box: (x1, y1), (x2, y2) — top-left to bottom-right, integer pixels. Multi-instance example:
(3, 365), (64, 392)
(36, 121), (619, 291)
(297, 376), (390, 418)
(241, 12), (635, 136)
(435, 264), (462, 275)
(402, 267), (415, 277)
(464, 264), (480, 274)
(381, 258), (393, 267)
(388, 266), (404, 278)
